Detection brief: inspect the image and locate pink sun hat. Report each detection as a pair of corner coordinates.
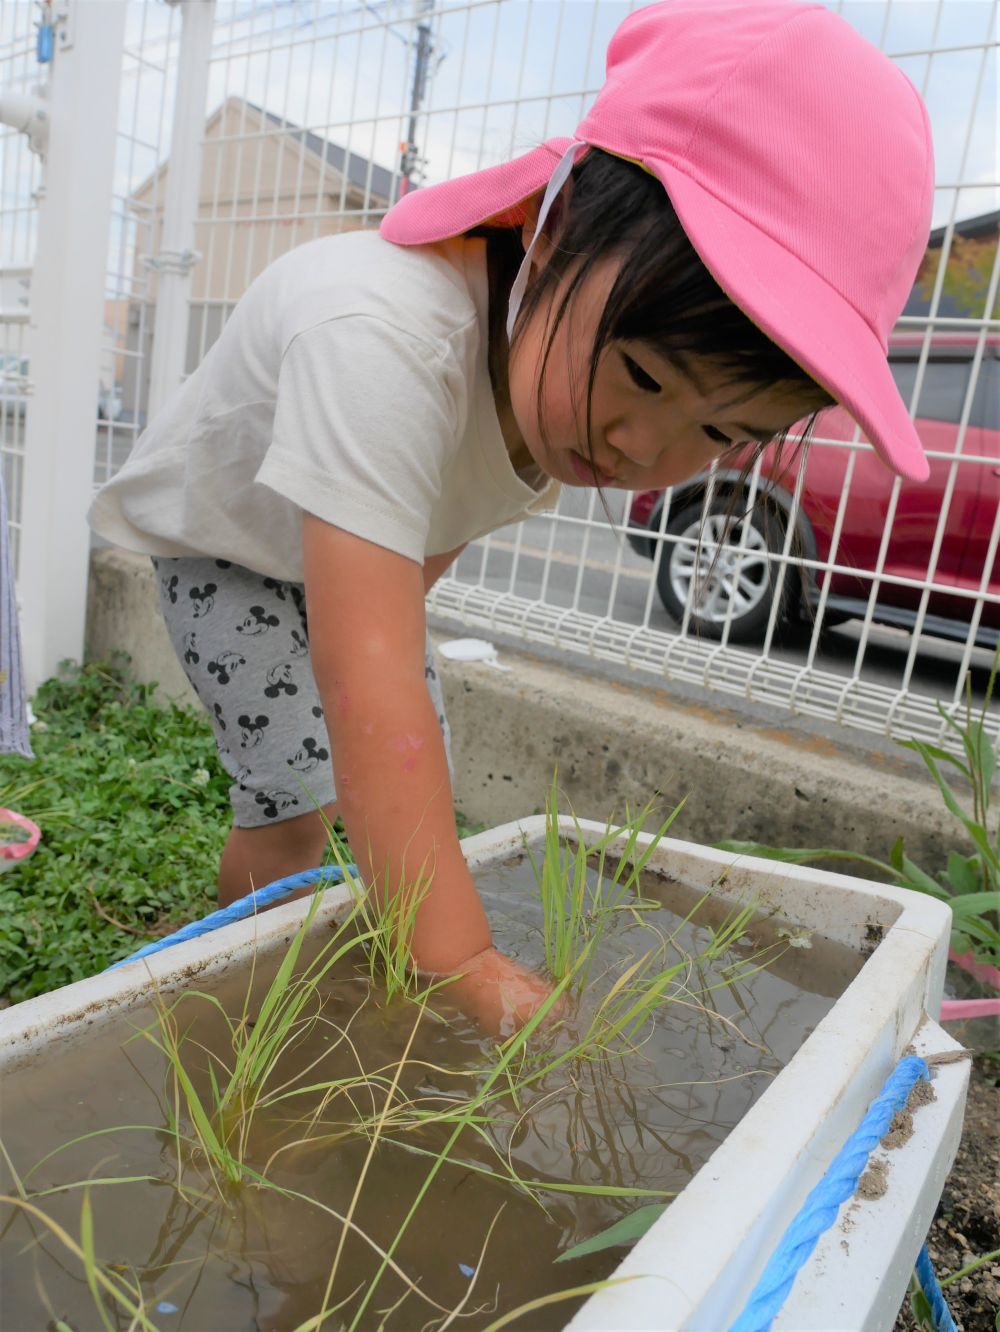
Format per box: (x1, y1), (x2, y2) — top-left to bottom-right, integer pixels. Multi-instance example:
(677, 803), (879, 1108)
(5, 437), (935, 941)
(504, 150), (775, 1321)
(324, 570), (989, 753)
(381, 0), (935, 482)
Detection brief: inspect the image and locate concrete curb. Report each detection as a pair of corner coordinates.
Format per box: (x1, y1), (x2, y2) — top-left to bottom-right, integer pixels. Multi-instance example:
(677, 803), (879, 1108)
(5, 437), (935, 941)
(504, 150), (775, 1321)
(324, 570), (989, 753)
(432, 632), (953, 870)
(86, 548), (953, 870)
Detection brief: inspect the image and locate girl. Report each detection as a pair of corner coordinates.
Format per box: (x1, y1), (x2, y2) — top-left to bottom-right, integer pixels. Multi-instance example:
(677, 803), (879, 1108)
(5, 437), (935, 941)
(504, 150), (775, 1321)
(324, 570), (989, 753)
(90, 0), (933, 1031)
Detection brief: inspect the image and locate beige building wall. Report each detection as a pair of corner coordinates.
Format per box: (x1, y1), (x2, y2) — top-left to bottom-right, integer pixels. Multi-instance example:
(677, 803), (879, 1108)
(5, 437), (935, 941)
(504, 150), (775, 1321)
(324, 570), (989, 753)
(126, 97), (392, 413)
(102, 299), (130, 386)
(133, 98), (387, 305)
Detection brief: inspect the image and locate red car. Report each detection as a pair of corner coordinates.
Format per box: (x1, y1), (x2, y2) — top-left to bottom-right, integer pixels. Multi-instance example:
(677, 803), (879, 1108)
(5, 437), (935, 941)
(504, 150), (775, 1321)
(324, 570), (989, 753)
(626, 335), (1000, 645)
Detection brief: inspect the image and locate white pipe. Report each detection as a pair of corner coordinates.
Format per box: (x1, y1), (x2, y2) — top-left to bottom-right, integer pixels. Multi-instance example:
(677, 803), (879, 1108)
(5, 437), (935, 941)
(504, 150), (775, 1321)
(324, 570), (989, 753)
(17, 0), (128, 692)
(0, 89), (49, 156)
(146, 0), (217, 422)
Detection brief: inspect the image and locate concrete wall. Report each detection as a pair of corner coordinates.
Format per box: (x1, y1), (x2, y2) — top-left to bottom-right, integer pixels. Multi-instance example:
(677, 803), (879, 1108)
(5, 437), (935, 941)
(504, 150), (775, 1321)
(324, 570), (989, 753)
(438, 639), (954, 871)
(87, 547), (197, 704)
(86, 547), (954, 872)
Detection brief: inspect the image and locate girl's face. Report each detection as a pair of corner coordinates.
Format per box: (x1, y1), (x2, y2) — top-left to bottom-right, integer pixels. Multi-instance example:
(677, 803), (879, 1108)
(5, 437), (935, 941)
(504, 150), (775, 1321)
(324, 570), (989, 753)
(504, 254), (819, 491)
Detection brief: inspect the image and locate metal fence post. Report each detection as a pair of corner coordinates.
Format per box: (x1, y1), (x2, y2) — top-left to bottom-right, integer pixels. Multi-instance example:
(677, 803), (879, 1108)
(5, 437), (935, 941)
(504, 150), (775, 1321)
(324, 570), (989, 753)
(17, 0), (127, 691)
(146, 0), (216, 421)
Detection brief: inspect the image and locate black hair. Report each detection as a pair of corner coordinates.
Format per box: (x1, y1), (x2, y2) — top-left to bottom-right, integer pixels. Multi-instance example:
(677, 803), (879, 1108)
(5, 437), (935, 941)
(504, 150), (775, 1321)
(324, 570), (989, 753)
(504, 148), (834, 467)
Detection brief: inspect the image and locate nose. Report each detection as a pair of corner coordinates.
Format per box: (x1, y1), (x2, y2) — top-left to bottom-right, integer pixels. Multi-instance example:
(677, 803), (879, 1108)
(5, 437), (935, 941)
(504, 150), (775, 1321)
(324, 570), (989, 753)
(605, 422), (664, 473)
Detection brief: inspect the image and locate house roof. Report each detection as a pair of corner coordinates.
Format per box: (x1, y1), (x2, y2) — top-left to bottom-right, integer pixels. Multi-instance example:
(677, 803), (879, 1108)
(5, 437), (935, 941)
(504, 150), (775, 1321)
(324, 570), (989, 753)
(928, 208), (1000, 247)
(251, 102), (398, 206)
(130, 97), (398, 209)
(902, 208), (999, 319)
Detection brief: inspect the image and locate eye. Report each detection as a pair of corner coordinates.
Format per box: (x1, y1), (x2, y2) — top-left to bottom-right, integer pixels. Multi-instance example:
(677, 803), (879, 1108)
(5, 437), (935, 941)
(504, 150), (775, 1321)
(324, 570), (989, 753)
(622, 352), (661, 393)
(702, 425), (734, 446)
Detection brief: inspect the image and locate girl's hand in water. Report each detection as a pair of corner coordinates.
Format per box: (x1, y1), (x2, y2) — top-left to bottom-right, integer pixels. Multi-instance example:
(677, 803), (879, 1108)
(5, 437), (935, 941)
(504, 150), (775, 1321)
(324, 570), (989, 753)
(302, 523), (560, 1041)
(438, 946), (562, 1038)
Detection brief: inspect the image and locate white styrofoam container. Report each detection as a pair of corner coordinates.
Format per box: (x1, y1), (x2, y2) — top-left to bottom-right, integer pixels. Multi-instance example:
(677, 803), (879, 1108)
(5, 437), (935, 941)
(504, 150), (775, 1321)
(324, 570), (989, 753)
(0, 819), (968, 1332)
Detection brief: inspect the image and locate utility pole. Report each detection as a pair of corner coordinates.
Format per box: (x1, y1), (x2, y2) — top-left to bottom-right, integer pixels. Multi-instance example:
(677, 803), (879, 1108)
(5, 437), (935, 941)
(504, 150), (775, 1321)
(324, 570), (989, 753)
(399, 0), (434, 196)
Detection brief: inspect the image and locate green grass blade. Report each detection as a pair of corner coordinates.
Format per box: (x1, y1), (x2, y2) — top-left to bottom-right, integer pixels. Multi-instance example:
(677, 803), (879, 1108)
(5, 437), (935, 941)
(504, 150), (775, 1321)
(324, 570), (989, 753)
(28, 1176), (164, 1200)
(715, 840), (896, 878)
(480, 1278), (636, 1331)
(0, 1194), (161, 1332)
(948, 891), (1000, 917)
(80, 1190), (119, 1332)
(346, 963), (580, 1332)
(555, 1202), (668, 1262)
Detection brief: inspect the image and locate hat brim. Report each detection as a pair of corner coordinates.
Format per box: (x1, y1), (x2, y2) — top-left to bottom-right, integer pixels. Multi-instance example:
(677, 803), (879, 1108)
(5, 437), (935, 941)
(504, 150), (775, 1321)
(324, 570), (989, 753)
(647, 159), (929, 482)
(380, 139), (573, 245)
(380, 142), (929, 483)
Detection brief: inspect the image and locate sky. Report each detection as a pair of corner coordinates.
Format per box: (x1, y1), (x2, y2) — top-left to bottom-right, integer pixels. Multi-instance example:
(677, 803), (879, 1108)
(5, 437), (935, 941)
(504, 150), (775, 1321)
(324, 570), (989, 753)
(0, 0), (997, 276)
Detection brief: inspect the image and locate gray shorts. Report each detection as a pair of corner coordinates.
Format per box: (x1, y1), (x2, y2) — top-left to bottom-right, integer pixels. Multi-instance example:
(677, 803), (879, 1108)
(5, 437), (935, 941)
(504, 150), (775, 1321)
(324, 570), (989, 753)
(152, 556), (450, 828)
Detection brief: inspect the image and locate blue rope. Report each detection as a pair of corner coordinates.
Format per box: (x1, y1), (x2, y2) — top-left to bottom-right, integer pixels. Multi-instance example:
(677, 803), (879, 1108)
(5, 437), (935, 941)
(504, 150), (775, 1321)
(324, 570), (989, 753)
(106, 864), (354, 970)
(729, 1054), (933, 1332)
(915, 1243), (958, 1332)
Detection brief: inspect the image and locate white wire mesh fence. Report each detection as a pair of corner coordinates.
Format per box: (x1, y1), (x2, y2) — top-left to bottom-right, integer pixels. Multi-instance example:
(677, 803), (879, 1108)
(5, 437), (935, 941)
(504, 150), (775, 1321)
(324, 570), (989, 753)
(1, 0), (997, 751)
(0, 0), (41, 574)
(95, 2), (182, 492)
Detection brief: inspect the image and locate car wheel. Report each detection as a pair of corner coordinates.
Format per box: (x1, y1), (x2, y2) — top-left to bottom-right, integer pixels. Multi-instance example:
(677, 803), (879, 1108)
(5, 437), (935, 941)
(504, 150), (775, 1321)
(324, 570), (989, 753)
(653, 497), (795, 643)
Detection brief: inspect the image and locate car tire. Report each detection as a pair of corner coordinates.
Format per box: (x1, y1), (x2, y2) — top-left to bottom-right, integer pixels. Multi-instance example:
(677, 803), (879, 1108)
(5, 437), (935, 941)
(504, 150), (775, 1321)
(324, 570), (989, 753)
(653, 496), (795, 643)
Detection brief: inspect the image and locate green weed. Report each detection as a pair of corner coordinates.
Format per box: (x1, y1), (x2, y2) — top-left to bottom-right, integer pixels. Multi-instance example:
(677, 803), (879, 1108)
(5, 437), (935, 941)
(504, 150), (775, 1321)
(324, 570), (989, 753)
(0, 658), (480, 1002)
(0, 659), (231, 1000)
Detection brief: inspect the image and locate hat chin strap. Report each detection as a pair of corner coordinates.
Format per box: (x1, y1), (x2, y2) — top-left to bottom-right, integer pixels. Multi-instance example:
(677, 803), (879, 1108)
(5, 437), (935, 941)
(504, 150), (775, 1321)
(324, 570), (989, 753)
(505, 141), (584, 344)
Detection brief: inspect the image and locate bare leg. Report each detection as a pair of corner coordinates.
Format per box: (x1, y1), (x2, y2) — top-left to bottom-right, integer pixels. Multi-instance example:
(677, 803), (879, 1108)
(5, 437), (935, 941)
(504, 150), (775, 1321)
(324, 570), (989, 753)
(218, 801), (340, 908)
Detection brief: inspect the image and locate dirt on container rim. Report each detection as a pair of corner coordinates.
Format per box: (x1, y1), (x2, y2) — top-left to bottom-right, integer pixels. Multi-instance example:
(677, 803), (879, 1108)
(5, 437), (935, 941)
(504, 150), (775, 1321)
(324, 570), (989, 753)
(893, 1056), (1000, 1332)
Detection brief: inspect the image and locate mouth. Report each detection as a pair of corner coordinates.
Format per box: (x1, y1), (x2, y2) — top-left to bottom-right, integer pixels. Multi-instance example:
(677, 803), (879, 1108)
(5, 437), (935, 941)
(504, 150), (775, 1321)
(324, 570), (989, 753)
(568, 450), (617, 488)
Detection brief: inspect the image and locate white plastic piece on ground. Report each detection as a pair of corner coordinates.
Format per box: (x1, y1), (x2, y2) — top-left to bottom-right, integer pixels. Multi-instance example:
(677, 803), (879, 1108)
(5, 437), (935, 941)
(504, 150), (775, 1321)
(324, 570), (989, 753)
(437, 637), (510, 670)
(0, 820), (963, 1331)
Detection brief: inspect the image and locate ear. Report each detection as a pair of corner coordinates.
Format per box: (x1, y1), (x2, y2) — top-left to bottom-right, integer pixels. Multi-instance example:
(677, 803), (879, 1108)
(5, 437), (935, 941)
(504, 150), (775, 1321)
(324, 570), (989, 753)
(519, 193), (543, 254)
(519, 179), (573, 271)
(519, 192), (544, 265)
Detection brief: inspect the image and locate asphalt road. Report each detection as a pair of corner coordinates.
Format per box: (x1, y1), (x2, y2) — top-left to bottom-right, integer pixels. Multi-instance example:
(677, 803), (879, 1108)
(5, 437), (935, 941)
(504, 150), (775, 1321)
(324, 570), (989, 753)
(450, 489), (998, 711)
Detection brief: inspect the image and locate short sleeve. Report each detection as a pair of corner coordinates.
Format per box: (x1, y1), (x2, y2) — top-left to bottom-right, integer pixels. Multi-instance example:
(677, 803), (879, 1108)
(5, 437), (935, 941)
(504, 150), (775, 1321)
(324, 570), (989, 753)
(256, 314), (466, 563)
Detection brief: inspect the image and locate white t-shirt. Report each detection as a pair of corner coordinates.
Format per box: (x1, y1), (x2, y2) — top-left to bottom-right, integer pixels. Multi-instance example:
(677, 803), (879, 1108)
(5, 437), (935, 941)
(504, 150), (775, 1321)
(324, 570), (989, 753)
(89, 231), (560, 583)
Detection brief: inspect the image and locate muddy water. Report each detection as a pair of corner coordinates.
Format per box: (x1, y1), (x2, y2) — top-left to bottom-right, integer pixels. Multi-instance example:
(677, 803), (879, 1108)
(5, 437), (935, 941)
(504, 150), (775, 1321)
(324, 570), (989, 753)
(0, 852), (862, 1331)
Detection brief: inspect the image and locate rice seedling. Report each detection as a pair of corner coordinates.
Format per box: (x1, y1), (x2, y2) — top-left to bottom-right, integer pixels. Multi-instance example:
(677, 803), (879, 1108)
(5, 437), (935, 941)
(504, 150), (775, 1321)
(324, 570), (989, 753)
(128, 885), (401, 1188)
(1, 784), (801, 1330)
(525, 776), (685, 987)
(307, 990), (437, 1324)
(340, 964), (578, 1331)
(319, 817), (441, 1004)
(122, 816), (471, 1197)
(572, 912), (780, 1062)
(518, 789), (788, 1082)
(0, 1191), (161, 1332)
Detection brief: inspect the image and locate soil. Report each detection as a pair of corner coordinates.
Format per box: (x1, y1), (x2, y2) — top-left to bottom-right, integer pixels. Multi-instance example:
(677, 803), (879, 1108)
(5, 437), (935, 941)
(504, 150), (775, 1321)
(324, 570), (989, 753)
(893, 1057), (1000, 1332)
(857, 1156), (890, 1201)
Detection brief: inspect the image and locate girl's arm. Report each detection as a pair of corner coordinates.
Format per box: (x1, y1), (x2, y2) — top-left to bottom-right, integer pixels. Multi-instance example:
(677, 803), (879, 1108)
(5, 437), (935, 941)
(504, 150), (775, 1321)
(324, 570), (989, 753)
(423, 545), (465, 593)
(303, 516), (551, 1030)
